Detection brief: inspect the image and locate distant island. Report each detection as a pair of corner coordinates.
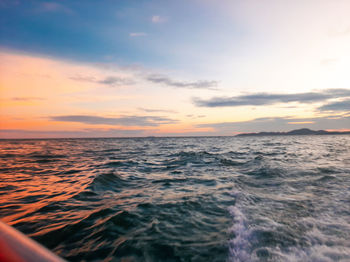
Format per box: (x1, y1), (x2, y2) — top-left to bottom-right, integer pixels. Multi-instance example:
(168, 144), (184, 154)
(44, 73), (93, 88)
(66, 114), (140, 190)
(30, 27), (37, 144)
(236, 128), (350, 137)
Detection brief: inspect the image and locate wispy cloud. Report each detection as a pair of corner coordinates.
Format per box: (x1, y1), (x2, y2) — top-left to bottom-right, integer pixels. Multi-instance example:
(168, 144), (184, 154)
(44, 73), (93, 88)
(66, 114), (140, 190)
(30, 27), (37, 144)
(186, 114), (206, 119)
(151, 15), (167, 23)
(138, 107), (177, 113)
(99, 76), (133, 86)
(69, 75), (134, 86)
(287, 121), (314, 125)
(318, 99), (350, 112)
(129, 32), (147, 37)
(40, 2), (73, 14)
(11, 97), (45, 101)
(194, 89), (350, 107)
(146, 74), (218, 90)
(50, 115), (178, 127)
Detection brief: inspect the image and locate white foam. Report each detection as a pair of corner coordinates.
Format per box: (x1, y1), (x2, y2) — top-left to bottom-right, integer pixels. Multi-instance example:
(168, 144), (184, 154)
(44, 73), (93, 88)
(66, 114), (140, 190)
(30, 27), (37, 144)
(227, 205), (252, 262)
(227, 194), (350, 262)
(273, 244), (350, 262)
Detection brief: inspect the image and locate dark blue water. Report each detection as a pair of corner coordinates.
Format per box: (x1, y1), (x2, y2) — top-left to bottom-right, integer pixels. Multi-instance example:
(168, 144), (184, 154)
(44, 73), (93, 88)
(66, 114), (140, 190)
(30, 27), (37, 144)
(1, 136), (350, 261)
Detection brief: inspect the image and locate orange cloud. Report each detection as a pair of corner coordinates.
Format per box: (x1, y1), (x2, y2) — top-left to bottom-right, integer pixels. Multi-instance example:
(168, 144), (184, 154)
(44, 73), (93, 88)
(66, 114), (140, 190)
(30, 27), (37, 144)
(287, 121), (314, 125)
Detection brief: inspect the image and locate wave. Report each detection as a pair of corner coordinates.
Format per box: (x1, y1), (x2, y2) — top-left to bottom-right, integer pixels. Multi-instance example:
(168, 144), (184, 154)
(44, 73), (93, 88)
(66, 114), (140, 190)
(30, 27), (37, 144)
(103, 160), (138, 168)
(28, 152), (66, 159)
(32, 207), (140, 259)
(246, 166), (286, 179)
(164, 150), (250, 169)
(220, 158), (246, 166)
(87, 172), (130, 192)
(1, 136), (350, 261)
(228, 205), (251, 262)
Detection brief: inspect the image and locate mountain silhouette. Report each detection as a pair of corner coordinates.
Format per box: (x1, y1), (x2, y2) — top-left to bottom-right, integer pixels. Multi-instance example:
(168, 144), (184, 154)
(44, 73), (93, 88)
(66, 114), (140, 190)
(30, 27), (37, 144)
(236, 128), (350, 137)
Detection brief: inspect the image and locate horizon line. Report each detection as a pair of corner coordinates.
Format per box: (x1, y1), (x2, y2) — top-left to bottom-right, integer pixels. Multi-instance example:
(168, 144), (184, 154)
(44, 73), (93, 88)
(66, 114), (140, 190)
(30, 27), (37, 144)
(1, 128), (350, 140)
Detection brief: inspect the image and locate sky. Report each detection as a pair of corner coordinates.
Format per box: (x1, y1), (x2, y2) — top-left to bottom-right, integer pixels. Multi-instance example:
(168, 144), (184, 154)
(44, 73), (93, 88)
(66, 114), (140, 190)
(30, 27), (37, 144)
(1, 0), (350, 138)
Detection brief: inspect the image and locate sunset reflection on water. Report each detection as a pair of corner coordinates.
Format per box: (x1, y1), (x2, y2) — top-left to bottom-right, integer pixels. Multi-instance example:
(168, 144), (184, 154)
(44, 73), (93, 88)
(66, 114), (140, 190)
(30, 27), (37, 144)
(0, 139), (95, 226)
(1, 136), (350, 261)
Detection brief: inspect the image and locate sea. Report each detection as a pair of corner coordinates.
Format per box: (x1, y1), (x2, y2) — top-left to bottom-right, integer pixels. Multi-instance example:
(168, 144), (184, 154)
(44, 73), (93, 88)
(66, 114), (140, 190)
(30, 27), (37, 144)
(0, 136), (350, 262)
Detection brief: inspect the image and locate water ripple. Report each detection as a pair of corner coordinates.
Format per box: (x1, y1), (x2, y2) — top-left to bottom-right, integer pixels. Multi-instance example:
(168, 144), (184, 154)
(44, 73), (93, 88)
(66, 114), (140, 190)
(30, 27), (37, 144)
(0, 135), (349, 261)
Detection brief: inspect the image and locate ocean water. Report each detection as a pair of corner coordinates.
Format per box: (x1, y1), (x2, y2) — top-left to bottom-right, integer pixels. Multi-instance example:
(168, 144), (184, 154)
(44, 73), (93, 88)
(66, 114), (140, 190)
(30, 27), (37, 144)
(0, 136), (350, 262)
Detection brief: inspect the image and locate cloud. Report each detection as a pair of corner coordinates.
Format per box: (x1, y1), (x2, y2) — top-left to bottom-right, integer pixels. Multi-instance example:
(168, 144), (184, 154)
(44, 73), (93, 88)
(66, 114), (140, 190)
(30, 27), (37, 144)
(287, 121), (314, 125)
(129, 32), (147, 37)
(186, 114), (206, 119)
(69, 75), (134, 86)
(194, 89), (350, 107)
(50, 115), (178, 127)
(146, 74), (218, 90)
(40, 2), (73, 14)
(138, 107), (177, 113)
(98, 76), (133, 86)
(11, 97), (45, 101)
(318, 99), (350, 112)
(197, 115), (350, 134)
(151, 15), (167, 23)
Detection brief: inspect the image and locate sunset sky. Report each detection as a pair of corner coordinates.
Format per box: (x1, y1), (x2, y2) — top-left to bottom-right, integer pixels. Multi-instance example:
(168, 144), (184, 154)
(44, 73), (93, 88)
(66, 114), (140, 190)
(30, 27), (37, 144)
(1, 0), (350, 138)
